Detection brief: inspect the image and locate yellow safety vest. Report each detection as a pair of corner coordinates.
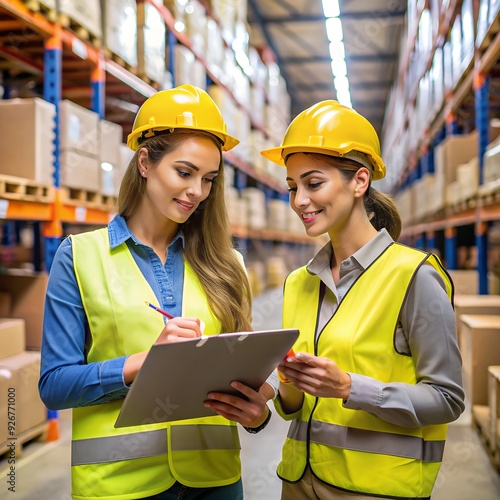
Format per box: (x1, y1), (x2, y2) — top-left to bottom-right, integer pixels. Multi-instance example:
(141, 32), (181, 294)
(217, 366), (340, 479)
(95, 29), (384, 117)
(70, 228), (241, 500)
(279, 243), (453, 499)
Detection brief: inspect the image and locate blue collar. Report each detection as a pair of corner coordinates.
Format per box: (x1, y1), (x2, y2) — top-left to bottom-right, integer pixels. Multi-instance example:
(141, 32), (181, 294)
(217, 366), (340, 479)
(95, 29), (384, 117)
(107, 214), (185, 249)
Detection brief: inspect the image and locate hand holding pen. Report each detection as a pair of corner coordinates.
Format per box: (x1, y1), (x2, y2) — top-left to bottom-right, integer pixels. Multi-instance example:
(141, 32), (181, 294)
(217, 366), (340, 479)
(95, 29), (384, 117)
(146, 301), (206, 343)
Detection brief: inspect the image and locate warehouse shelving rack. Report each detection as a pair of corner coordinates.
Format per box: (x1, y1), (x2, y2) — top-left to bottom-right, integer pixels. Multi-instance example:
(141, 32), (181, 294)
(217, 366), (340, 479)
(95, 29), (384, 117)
(0, 0), (316, 276)
(387, 0), (500, 295)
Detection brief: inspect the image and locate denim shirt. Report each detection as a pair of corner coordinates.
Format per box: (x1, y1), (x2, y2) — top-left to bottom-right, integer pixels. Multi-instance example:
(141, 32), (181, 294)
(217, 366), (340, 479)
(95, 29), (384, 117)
(39, 214), (185, 410)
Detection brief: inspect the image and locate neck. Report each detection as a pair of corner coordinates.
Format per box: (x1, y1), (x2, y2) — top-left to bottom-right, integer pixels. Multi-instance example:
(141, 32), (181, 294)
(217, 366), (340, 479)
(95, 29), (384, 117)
(328, 213), (378, 265)
(127, 206), (179, 253)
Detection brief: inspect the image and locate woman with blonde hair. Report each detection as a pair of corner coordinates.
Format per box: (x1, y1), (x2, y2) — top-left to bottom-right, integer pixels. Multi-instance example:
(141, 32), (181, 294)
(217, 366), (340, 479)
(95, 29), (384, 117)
(39, 85), (274, 500)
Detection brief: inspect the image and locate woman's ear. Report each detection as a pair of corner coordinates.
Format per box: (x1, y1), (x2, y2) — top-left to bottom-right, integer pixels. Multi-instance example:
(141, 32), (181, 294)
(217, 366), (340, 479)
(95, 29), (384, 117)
(353, 167), (371, 197)
(137, 148), (148, 177)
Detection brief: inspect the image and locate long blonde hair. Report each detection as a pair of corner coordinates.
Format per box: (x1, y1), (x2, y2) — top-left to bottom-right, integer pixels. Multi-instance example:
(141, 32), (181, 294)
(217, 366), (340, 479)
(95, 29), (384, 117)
(118, 129), (252, 332)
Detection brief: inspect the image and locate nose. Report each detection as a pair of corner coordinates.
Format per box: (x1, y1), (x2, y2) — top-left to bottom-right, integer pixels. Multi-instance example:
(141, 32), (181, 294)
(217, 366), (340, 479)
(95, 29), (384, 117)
(186, 178), (203, 199)
(292, 187), (310, 209)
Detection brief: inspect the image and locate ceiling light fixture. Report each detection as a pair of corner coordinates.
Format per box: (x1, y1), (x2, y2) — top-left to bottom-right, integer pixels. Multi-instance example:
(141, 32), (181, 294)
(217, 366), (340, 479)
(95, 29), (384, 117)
(322, 0), (352, 108)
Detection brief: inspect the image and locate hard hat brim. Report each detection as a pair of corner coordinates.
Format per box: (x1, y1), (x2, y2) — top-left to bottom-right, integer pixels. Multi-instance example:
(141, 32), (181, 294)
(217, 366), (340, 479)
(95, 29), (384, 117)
(261, 145), (386, 181)
(127, 126), (239, 152)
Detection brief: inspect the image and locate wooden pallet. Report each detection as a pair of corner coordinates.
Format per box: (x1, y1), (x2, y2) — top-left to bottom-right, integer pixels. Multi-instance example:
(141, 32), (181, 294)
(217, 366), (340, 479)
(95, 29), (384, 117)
(58, 13), (102, 49)
(21, 0), (57, 23)
(478, 9), (500, 51)
(479, 179), (500, 204)
(60, 186), (116, 210)
(472, 404), (500, 470)
(0, 421), (48, 459)
(0, 174), (54, 203)
(135, 73), (161, 90)
(103, 48), (137, 75)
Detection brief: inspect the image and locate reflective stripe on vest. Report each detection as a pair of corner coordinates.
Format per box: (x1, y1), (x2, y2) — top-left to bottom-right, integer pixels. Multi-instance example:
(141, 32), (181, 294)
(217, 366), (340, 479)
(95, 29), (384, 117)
(72, 425), (240, 465)
(289, 420), (445, 463)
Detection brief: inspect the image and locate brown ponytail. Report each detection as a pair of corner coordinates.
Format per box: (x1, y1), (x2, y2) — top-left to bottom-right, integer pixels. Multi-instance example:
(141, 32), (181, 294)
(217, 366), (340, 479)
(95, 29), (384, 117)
(363, 187), (402, 240)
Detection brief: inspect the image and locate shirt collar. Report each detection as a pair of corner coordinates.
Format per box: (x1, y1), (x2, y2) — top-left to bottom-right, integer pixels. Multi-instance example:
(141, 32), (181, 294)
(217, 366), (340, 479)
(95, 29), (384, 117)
(306, 228), (393, 275)
(107, 214), (185, 250)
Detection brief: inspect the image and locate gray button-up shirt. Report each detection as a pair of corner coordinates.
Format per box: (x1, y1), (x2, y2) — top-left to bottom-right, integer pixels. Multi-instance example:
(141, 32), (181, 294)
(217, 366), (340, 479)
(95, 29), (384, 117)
(270, 228), (465, 428)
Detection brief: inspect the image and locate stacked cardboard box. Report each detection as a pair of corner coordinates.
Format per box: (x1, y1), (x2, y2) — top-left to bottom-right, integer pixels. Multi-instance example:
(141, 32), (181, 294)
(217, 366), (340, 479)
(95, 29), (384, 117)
(101, 0), (137, 68)
(59, 100), (100, 192)
(0, 319), (46, 454)
(0, 274), (48, 350)
(99, 120), (124, 197)
(459, 315), (500, 406)
(0, 98), (55, 185)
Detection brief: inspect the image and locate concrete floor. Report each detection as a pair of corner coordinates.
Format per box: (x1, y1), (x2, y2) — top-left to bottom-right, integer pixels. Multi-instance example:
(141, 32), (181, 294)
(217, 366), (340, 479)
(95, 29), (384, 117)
(2, 288), (500, 499)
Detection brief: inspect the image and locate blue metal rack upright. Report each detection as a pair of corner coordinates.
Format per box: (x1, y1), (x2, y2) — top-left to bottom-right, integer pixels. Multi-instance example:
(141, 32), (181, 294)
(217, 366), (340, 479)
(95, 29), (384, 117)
(42, 27), (62, 274)
(475, 73), (490, 294)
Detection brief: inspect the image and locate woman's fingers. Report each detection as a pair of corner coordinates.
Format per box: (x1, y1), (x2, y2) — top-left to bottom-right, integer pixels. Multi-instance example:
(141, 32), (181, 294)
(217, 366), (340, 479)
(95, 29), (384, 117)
(155, 317), (204, 343)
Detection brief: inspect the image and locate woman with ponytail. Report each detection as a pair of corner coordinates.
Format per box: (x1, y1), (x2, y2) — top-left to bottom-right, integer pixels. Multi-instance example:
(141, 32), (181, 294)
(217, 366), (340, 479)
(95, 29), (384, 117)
(256, 100), (465, 499)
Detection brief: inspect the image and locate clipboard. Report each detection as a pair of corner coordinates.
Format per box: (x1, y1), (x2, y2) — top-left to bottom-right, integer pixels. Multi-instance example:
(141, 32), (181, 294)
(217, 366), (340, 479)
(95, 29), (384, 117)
(115, 328), (299, 427)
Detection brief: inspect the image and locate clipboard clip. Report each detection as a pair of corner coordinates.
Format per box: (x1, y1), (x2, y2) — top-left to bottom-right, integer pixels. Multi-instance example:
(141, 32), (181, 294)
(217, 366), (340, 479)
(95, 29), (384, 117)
(196, 336), (210, 347)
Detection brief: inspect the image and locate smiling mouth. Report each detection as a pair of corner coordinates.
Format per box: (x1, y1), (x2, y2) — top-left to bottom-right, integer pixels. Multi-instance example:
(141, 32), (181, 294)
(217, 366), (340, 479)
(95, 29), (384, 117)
(175, 199), (195, 210)
(301, 210), (322, 220)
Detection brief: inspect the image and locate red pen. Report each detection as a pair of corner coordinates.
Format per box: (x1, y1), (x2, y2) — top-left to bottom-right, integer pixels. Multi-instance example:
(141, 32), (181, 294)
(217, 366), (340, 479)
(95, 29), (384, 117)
(145, 301), (174, 320)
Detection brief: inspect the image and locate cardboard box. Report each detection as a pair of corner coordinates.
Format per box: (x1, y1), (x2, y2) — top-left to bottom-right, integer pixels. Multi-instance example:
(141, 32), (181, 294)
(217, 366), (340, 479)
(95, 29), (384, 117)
(0, 98), (55, 184)
(98, 120), (123, 196)
(101, 0), (137, 67)
(454, 295), (500, 344)
(137, 2), (166, 84)
(0, 292), (11, 317)
(433, 132), (478, 206)
(59, 0), (102, 39)
(488, 365), (500, 463)
(459, 314), (500, 406)
(60, 150), (100, 192)
(0, 319), (25, 359)
(0, 351), (46, 435)
(448, 269), (480, 295)
(0, 274), (48, 350)
(59, 100), (99, 155)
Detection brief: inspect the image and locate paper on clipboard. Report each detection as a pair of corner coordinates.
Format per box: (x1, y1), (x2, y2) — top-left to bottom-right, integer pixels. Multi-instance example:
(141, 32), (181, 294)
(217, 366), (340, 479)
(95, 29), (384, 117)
(114, 328), (299, 427)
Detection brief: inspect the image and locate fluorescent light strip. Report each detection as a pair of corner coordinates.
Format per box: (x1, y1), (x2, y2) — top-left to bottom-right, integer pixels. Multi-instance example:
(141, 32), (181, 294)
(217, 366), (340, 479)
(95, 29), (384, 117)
(322, 0), (351, 107)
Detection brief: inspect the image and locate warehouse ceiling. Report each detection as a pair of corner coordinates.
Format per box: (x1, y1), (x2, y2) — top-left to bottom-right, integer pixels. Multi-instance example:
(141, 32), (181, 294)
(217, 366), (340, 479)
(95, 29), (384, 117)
(247, 0), (407, 134)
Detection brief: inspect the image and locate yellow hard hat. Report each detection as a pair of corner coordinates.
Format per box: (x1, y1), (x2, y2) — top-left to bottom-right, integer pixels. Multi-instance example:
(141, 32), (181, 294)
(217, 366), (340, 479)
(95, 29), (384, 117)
(261, 100), (386, 180)
(127, 84), (239, 152)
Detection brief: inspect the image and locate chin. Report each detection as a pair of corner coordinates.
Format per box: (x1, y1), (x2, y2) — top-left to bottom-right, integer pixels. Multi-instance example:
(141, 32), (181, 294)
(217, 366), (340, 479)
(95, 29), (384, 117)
(304, 226), (325, 238)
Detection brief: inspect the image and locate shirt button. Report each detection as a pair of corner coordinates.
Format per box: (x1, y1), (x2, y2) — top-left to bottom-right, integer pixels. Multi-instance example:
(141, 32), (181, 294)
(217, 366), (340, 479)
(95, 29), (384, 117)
(167, 296), (173, 301)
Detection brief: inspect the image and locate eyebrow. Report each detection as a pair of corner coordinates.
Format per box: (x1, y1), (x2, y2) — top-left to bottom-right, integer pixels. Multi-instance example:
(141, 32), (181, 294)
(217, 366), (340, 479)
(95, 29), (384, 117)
(175, 160), (219, 175)
(286, 169), (323, 181)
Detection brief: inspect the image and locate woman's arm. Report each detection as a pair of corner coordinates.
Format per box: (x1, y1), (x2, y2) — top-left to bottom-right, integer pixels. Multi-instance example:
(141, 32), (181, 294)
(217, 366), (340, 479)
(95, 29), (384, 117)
(343, 264), (465, 427)
(39, 238), (128, 410)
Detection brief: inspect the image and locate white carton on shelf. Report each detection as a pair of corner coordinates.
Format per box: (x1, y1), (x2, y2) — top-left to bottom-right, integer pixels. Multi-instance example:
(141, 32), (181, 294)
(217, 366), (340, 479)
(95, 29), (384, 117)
(173, 44), (195, 86)
(137, 2), (166, 84)
(185, 0), (207, 55)
(206, 19), (224, 78)
(59, 0), (102, 39)
(39, 0), (57, 9)
(59, 100), (99, 155)
(0, 97), (55, 185)
(484, 138), (500, 184)
(60, 149), (100, 192)
(99, 120), (123, 165)
(101, 0), (137, 67)
(99, 121), (123, 196)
